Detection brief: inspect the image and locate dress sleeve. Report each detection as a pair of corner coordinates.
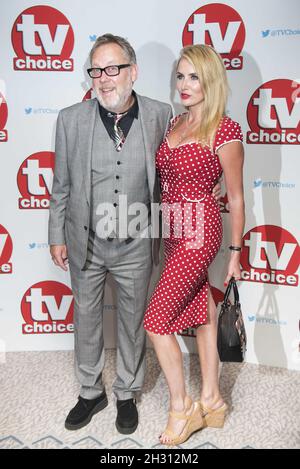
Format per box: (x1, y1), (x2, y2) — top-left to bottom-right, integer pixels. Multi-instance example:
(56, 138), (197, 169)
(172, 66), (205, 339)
(214, 117), (243, 153)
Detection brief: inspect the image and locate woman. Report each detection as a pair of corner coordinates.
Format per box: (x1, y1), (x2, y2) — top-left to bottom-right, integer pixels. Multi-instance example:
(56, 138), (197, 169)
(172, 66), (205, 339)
(143, 44), (245, 446)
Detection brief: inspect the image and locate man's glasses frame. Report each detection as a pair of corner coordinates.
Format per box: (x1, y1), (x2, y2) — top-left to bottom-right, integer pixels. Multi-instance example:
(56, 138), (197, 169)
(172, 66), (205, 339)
(87, 64), (131, 79)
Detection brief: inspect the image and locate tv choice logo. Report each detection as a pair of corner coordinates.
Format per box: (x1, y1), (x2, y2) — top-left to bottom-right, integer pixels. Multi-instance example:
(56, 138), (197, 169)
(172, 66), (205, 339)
(0, 92), (8, 142)
(0, 225), (13, 274)
(21, 281), (74, 335)
(247, 79), (300, 144)
(12, 5), (74, 72)
(179, 286), (224, 338)
(240, 225), (300, 287)
(17, 151), (54, 209)
(182, 3), (245, 70)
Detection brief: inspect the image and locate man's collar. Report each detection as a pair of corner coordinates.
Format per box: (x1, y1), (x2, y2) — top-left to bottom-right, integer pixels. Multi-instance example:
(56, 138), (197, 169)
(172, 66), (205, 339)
(98, 91), (139, 119)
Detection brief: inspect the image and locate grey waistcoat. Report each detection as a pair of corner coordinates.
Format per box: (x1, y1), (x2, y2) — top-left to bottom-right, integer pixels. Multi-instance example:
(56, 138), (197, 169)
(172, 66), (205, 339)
(90, 113), (151, 238)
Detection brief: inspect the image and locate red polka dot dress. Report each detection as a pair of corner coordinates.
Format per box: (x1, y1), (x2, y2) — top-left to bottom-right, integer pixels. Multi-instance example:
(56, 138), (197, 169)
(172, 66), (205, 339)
(144, 115), (243, 335)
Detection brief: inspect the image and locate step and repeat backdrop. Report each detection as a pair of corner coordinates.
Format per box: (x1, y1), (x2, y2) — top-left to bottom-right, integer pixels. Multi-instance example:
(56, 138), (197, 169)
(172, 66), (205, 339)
(0, 0), (299, 370)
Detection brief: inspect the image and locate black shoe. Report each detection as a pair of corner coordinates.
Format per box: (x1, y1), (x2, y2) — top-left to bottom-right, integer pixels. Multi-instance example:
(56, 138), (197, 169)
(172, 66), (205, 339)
(115, 398), (138, 434)
(65, 391), (108, 430)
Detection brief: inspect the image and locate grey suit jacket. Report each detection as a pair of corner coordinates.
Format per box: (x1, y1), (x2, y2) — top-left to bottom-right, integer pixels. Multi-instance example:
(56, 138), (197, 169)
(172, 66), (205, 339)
(48, 94), (173, 269)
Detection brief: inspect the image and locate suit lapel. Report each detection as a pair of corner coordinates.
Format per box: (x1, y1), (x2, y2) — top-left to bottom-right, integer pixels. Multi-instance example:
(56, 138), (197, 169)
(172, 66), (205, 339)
(78, 98), (98, 205)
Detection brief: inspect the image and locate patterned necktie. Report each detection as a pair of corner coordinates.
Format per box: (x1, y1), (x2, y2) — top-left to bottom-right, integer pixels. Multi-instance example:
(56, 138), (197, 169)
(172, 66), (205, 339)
(108, 112), (127, 152)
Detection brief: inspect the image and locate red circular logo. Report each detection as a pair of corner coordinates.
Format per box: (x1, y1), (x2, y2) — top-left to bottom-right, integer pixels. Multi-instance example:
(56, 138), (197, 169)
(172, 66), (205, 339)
(0, 224), (13, 272)
(21, 281), (74, 334)
(247, 79), (300, 144)
(241, 225), (300, 286)
(0, 93), (8, 130)
(182, 3), (245, 65)
(12, 5), (74, 71)
(17, 151), (55, 209)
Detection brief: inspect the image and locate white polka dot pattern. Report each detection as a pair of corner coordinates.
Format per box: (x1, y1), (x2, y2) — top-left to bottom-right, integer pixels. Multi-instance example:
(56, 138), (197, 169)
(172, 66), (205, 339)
(143, 115), (243, 335)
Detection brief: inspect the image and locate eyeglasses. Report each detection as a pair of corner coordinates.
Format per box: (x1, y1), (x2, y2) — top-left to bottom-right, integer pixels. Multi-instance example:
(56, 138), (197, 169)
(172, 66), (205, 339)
(87, 64), (131, 78)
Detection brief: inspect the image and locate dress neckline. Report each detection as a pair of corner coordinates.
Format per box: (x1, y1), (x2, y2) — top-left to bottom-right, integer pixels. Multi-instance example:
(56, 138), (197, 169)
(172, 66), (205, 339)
(165, 137), (198, 150)
(165, 114), (228, 150)
(166, 112), (201, 150)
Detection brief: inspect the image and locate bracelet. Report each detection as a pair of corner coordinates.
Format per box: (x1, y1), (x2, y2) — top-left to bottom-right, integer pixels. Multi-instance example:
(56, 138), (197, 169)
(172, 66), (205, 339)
(229, 245), (242, 251)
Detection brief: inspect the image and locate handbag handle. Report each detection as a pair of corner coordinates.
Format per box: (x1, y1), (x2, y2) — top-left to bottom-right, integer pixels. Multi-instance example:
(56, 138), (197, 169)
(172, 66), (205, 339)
(223, 277), (240, 306)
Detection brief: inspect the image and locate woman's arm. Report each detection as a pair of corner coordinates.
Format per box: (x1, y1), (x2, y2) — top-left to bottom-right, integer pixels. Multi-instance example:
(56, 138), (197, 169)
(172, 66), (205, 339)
(218, 141), (245, 285)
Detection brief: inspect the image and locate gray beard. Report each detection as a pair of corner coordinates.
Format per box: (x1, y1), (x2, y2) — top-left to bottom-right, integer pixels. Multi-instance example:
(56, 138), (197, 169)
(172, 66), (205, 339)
(94, 86), (133, 113)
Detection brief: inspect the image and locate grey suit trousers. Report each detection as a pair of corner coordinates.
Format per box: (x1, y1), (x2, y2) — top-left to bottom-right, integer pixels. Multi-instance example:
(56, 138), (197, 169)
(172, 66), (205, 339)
(68, 230), (153, 400)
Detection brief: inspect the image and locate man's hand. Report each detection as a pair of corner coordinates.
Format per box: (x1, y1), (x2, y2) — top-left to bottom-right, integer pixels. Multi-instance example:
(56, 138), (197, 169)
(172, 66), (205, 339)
(50, 244), (69, 271)
(212, 180), (222, 202)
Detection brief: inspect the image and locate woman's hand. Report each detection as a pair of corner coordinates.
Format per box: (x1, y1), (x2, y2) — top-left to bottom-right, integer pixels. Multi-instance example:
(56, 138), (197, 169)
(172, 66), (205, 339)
(212, 179), (222, 201)
(224, 252), (241, 286)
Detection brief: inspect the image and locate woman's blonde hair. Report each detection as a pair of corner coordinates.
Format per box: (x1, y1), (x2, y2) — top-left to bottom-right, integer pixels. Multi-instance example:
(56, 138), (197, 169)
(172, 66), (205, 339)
(178, 44), (229, 147)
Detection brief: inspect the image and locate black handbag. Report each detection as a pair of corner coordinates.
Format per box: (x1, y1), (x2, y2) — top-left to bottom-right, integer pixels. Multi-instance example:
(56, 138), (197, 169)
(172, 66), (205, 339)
(217, 278), (247, 362)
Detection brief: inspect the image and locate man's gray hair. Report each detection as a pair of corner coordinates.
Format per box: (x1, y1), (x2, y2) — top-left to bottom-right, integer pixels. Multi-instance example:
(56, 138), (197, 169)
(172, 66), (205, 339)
(89, 33), (137, 65)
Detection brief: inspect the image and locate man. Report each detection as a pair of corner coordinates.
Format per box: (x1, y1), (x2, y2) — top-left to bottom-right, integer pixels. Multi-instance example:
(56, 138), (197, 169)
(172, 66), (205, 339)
(49, 34), (172, 434)
(49, 34), (220, 434)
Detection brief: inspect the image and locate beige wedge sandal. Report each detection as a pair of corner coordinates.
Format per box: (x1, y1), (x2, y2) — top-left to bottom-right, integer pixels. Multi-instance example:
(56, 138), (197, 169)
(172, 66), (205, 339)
(199, 401), (228, 428)
(160, 396), (204, 446)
